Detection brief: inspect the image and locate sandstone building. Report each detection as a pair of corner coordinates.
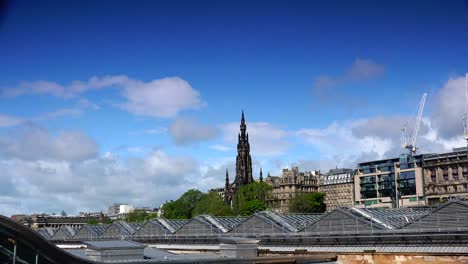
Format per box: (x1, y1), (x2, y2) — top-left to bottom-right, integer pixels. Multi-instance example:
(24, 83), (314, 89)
(423, 147), (468, 204)
(319, 168), (354, 211)
(265, 167), (320, 213)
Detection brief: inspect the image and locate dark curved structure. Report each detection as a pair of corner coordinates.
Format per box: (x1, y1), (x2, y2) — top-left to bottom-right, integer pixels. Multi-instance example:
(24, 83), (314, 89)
(0, 215), (95, 264)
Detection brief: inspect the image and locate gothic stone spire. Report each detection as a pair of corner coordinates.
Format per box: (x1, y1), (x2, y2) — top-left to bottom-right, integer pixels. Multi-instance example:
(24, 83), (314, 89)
(235, 110), (253, 187)
(225, 169), (230, 188)
(224, 169), (230, 204)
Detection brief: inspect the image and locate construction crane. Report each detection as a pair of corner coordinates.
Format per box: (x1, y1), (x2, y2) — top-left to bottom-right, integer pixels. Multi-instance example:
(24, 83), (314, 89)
(463, 73), (468, 145)
(402, 93), (427, 155)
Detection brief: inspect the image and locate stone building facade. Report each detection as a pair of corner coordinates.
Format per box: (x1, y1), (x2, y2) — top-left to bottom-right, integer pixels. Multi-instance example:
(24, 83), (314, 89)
(12, 214), (108, 229)
(423, 147), (468, 204)
(265, 167), (320, 213)
(319, 168), (355, 211)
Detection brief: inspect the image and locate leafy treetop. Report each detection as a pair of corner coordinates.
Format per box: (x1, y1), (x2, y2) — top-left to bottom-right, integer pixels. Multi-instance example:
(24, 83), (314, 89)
(288, 192), (326, 213)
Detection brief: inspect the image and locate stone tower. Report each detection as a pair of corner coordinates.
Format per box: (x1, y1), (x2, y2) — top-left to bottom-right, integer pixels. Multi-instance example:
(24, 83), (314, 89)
(224, 169), (230, 204)
(234, 110), (254, 187)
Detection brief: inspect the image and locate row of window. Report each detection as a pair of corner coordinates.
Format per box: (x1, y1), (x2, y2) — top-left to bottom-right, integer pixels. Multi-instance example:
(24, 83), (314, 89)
(427, 167), (468, 182)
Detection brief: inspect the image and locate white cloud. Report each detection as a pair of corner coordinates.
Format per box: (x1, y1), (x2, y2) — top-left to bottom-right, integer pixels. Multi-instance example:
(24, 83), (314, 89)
(36, 108), (83, 120)
(431, 75), (466, 139)
(2, 75), (133, 98)
(0, 99), (98, 129)
(346, 58), (384, 80)
(121, 77), (204, 118)
(296, 113), (463, 171)
(221, 121), (289, 156)
(168, 117), (218, 146)
(2, 75), (204, 118)
(144, 128), (167, 134)
(0, 114), (23, 127)
(0, 149), (201, 216)
(210, 144), (231, 151)
(77, 98), (100, 110)
(0, 124), (98, 161)
(115, 145), (145, 153)
(351, 116), (413, 139)
(311, 58), (383, 109)
(297, 120), (393, 163)
(198, 157), (236, 190)
(313, 58), (384, 89)
(296, 72), (467, 171)
(266, 158), (338, 176)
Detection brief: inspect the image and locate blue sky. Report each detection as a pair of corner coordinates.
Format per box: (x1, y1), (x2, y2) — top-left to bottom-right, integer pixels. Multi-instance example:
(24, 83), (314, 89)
(0, 0), (467, 215)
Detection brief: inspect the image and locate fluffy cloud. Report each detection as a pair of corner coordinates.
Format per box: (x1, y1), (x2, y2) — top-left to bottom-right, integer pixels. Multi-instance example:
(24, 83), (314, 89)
(2, 75), (133, 98)
(0, 114), (23, 127)
(143, 128), (167, 134)
(265, 158), (338, 176)
(199, 157), (236, 190)
(431, 75), (466, 139)
(313, 58), (384, 89)
(0, 124), (98, 161)
(168, 117), (218, 146)
(77, 98), (100, 110)
(296, 113), (463, 171)
(294, 74), (467, 172)
(221, 121), (290, 156)
(346, 58), (384, 80)
(0, 149), (202, 216)
(37, 108), (83, 120)
(297, 120), (393, 166)
(121, 77), (204, 118)
(210, 144), (231, 151)
(311, 58), (383, 110)
(198, 156), (263, 189)
(2, 75), (204, 118)
(351, 115), (432, 144)
(0, 123), (238, 216)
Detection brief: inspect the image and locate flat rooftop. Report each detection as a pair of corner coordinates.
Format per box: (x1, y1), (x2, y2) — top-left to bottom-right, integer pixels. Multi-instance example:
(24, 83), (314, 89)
(84, 240), (145, 250)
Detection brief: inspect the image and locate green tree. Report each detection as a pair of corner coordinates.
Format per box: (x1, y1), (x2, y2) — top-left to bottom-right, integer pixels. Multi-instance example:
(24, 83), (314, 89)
(60, 210), (67, 217)
(239, 199), (266, 216)
(232, 182), (273, 215)
(125, 211), (147, 222)
(162, 189), (205, 219)
(288, 192), (326, 213)
(86, 219), (99, 225)
(124, 211), (158, 222)
(193, 192), (233, 216)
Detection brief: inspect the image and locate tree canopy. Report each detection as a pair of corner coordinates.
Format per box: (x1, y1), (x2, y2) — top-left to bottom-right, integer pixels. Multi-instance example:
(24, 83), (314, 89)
(239, 199), (266, 216)
(124, 211), (158, 222)
(161, 189), (205, 219)
(232, 182), (273, 215)
(86, 219), (99, 225)
(192, 192), (233, 216)
(288, 192), (326, 213)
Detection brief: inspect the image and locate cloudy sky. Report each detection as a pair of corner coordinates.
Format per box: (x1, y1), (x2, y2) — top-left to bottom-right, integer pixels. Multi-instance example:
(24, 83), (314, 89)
(0, 0), (468, 216)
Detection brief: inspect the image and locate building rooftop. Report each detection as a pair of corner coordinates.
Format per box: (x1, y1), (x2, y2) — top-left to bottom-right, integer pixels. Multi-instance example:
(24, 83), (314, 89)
(350, 207), (432, 229)
(36, 200), (468, 240)
(328, 168), (353, 175)
(423, 146), (468, 161)
(84, 240), (146, 250)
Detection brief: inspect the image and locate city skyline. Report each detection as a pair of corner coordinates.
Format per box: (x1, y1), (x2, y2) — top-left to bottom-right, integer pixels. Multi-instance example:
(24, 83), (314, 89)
(1, 0), (468, 216)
